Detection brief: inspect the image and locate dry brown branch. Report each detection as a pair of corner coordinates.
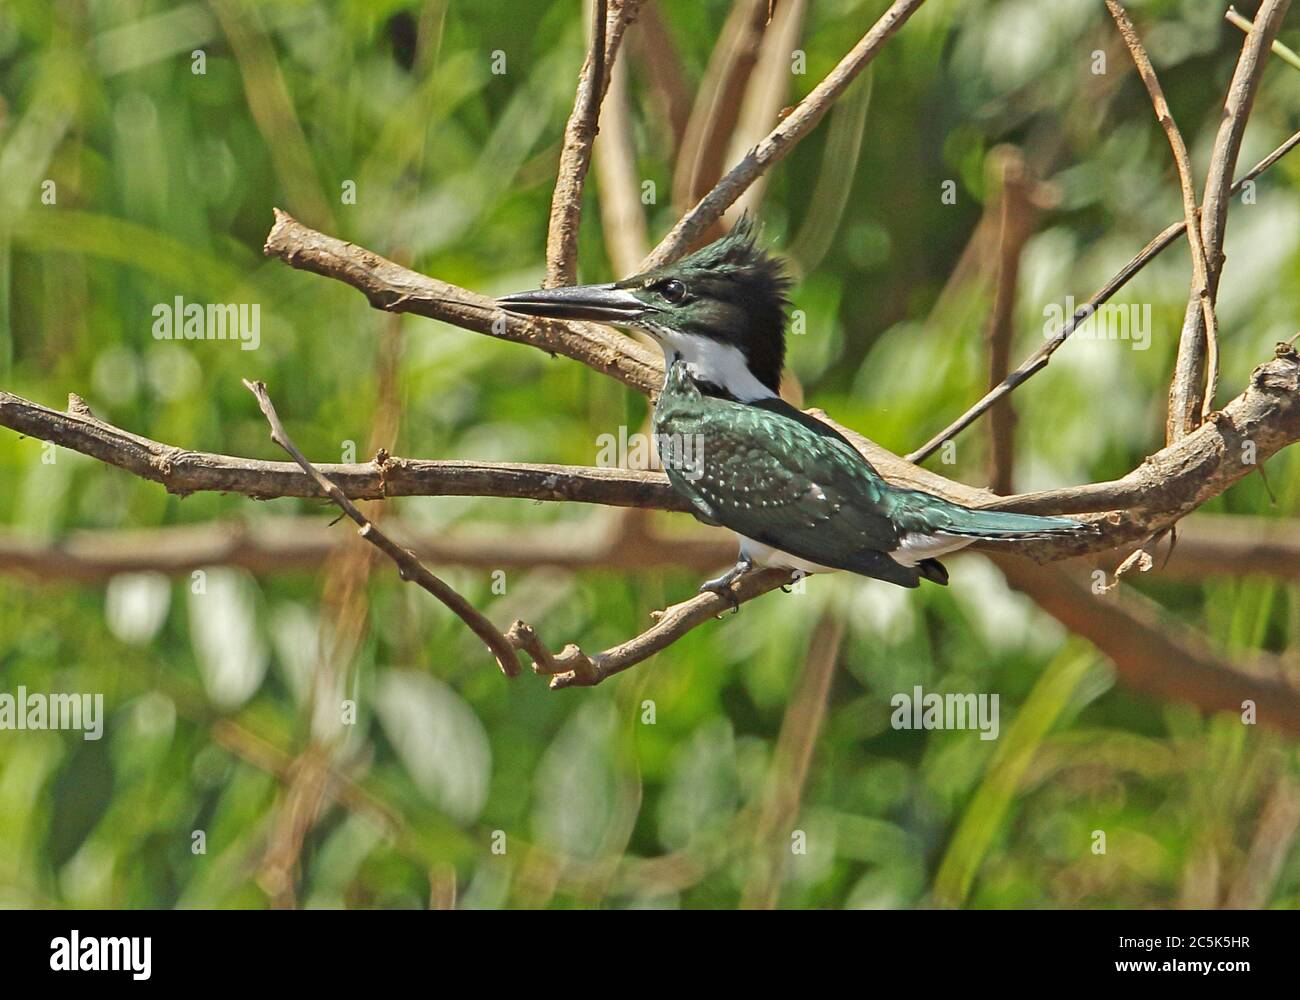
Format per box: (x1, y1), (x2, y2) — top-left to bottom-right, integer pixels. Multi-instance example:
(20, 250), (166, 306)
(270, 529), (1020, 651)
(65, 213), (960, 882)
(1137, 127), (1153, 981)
(642, 0), (929, 269)
(509, 567), (793, 689)
(256, 210), (1300, 551)
(263, 209), (663, 394)
(545, 0), (610, 286)
(546, 1), (646, 286)
(242, 379), (521, 678)
(1167, 0), (1290, 441)
(0, 386), (682, 506)
(1107, 1), (1220, 436)
(906, 128), (1300, 464)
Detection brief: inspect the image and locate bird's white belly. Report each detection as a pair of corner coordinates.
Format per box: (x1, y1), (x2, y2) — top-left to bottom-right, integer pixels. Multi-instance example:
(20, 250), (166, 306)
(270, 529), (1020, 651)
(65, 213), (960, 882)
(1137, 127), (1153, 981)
(737, 535), (837, 575)
(890, 531), (974, 566)
(738, 531), (975, 573)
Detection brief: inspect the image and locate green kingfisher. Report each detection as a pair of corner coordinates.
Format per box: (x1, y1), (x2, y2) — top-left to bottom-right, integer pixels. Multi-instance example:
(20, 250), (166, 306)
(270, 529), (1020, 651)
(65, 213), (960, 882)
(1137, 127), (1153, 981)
(498, 220), (1091, 605)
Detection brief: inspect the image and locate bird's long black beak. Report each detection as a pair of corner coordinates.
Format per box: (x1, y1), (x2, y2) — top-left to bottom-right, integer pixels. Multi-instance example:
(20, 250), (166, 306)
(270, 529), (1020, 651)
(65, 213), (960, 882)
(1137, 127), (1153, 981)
(496, 282), (647, 323)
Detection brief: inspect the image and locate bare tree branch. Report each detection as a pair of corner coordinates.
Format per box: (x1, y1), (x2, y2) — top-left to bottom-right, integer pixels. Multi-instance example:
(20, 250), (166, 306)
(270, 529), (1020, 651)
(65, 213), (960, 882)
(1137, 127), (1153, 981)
(263, 208), (664, 394)
(0, 387), (682, 506)
(1107, 1), (1220, 435)
(242, 379), (521, 677)
(508, 567), (794, 689)
(642, 0), (929, 269)
(545, 0), (646, 286)
(546, 0), (610, 286)
(1167, 0), (1290, 440)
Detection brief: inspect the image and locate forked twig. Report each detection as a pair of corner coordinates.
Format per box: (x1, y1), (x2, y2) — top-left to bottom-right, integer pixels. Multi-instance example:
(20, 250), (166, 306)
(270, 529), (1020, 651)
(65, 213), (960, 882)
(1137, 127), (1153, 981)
(242, 379), (521, 677)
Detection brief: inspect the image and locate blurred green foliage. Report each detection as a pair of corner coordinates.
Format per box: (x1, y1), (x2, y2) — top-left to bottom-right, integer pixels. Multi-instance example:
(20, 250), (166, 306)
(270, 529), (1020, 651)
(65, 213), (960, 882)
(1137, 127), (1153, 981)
(1, 0), (1298, 909)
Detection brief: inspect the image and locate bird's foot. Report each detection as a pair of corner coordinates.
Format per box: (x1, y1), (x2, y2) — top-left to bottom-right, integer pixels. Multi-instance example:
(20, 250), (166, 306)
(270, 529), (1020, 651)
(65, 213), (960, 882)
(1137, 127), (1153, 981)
(699, 557), (754, 615)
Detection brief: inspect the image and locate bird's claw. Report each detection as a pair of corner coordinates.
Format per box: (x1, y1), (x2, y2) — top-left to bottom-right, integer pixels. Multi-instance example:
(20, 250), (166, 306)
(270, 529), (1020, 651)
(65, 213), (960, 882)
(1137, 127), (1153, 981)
(699, 581), (742, 615)
(699, 557), (753, 616)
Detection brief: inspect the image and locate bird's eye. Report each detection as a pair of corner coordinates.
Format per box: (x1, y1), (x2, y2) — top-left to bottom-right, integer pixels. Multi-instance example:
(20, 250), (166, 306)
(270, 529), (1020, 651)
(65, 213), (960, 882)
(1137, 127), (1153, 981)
(658, 279), (687, 303)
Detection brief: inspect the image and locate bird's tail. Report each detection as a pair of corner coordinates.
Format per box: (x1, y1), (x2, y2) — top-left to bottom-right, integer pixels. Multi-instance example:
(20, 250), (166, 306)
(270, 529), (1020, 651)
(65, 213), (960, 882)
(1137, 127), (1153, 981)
(936, 507), (1093, 540)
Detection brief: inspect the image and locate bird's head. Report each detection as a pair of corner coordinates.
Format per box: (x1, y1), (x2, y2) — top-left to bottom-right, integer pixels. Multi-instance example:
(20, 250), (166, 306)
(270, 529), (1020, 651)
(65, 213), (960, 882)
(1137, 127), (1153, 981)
(497, 217), (790, 401)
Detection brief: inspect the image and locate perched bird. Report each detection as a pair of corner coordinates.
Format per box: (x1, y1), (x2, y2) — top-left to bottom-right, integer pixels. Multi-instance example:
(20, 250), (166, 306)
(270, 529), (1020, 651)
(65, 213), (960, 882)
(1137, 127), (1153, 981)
(498, 220), (1091, 605)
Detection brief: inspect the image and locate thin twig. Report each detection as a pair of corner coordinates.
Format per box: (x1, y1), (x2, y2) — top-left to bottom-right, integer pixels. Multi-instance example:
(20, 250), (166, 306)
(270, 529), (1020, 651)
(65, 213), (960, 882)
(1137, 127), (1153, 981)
(263, 209), (663, 394)
(509, 568), (794, 690)
(906, 128), (1300, 464)
(1107, 1), (1220, 432)
(546, 0), (646, 286)
(1167, 0), (1290, 439)
(545, 0), (610, 286)
(241, 379), (521, 677)
(642, 0), (928, 269)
